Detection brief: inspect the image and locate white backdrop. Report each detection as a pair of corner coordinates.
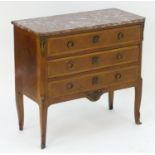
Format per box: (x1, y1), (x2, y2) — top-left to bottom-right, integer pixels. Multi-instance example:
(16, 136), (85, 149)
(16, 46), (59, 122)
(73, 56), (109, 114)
(0, 1), (154, 153)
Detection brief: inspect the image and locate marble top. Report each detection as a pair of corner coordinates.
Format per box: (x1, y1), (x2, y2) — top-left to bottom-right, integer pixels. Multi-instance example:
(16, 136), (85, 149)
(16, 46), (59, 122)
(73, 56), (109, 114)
(12, 8), (145, 36)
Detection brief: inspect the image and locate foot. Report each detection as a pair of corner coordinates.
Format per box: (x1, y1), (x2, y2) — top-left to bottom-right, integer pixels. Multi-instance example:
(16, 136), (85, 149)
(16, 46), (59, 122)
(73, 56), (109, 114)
(109, 105), (113, 110)
(19, 126), (23, 131)
(19, 124), (23, 131)
(135, 120), (142, 125)
(41, 143), (46, 149)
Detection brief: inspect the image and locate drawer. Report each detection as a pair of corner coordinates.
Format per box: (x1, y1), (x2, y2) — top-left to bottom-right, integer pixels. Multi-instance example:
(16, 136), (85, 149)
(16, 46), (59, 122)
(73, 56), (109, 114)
(47, 66), (138, 98)
(47, 25), (141, 56)
(47, 46), (139, 78)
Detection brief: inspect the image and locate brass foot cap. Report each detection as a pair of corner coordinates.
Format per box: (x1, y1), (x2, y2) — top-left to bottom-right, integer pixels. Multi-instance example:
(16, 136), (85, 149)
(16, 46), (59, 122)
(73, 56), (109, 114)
(41, 143), (46, 149)
(19, 127), (23, 131)
(109, 105), (113, 110)
(136, 121), (142, 125)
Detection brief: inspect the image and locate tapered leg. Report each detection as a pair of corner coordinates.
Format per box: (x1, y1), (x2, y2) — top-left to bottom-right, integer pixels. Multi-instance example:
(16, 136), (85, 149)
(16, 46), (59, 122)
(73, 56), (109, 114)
(108, 91), (114, 110)
(15, 91), (24, 131)
(134, 78), (142, 125)
(39, 102), (48, 149)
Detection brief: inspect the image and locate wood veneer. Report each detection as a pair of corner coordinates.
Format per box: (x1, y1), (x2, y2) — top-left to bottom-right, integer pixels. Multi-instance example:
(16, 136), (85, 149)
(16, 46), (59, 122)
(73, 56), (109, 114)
(12, 8), (145, 149)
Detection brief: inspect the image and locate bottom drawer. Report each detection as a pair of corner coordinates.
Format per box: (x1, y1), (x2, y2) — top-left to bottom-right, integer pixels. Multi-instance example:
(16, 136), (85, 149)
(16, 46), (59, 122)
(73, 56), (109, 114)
(47, 66), (139, 99)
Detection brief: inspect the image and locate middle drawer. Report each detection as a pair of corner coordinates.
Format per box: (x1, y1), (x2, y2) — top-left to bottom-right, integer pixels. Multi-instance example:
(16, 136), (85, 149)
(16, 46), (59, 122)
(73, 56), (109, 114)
(47, 46), (139, 78)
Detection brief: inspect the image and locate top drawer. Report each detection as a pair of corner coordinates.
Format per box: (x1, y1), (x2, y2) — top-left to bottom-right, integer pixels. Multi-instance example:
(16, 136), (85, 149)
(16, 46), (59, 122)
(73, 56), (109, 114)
(47, 25), (141, 56)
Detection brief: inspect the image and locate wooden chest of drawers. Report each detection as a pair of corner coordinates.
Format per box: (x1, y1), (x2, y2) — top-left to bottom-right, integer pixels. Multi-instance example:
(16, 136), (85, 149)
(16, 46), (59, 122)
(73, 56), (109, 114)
(12, 8), (145, 149)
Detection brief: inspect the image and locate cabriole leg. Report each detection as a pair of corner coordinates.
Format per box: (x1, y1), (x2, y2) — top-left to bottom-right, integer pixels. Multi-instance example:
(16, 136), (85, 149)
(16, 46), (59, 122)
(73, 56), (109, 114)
(15, 91), (24, 131)
(39, 100), (48, 149)
(134, 78), (142, 125)
(108, 91), (114, 110)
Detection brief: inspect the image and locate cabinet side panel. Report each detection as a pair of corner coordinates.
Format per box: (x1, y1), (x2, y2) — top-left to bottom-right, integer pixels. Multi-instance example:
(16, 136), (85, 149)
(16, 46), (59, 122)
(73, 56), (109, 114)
(14, 26), (38, 102)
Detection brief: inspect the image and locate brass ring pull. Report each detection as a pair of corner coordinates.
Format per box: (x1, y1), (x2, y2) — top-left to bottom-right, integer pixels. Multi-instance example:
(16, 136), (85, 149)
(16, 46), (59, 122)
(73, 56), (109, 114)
(92, 76), (99, 85)
(92, 56), (99, 64)
(117, 32), (124, 40)
(66, 61), (74, 69)
(116, 53), (123, 60)
(66, 82), (74, 89)
(115, 73), (122, 80)
(92, 35), (100, 43)
(67, 41), (74, 48)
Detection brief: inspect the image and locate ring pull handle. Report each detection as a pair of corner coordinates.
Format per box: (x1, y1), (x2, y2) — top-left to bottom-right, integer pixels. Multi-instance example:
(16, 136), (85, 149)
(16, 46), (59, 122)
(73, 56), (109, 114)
(92, 35), (100, 43)
(92, 76), (99, 85)
(92, 56), (99, 64)
(66, 61), (74, 70)
(115, 73), (122, 80)
(67, 41), (74, 48)
(117, 32), (124, 40)
(66, 82), (74, 89)
(116, 53), (123, 60)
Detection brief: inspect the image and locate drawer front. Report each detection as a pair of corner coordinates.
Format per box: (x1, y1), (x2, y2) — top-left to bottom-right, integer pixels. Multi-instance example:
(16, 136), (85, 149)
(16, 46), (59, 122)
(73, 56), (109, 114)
(47, 46), (139, 78)
(48, 66), (138, 98)
(47, 25), (141, 56)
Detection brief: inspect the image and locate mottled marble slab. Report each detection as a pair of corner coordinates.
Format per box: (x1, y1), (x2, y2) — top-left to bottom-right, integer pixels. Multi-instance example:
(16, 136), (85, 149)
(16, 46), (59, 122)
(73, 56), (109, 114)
(12, 8), (145, 36)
